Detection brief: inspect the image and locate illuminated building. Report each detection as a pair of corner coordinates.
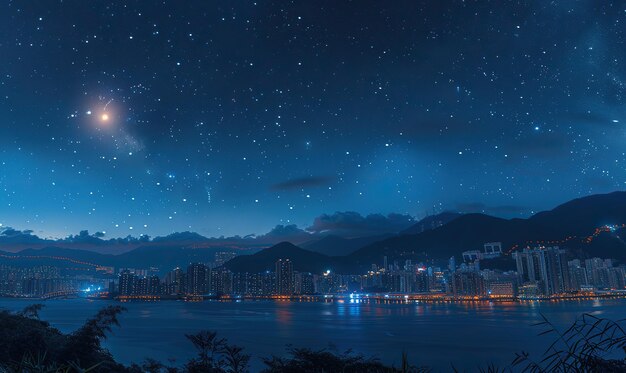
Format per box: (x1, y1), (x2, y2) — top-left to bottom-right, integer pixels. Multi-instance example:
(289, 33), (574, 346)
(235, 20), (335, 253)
(213, 251), (237, 268)
(487, 281), (515, 297)
(295, 272), (315, 295)
(119, 270), (135, 296)
(164, 268), (185, 295)
(514, 246), (570, 295)
(275, 259), (294, 295)
(187, 263), (208, 295)
(452, 271), (485, 296)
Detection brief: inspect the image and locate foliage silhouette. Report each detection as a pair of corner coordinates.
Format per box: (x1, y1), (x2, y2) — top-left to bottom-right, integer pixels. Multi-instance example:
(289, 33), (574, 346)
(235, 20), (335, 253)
(512, 312), (626, 372)
(3, 304), (626, 372)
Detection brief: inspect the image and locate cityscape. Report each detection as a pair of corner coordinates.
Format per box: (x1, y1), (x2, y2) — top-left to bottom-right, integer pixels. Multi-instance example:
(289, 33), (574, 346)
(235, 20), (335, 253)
(2, 240), (626, 302)
(1, 0), (626, 371)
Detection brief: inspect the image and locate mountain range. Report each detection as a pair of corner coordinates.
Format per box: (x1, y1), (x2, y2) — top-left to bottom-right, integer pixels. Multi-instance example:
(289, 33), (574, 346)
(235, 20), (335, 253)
(226, 192), (626, 273)
(2, 191), (626, 273)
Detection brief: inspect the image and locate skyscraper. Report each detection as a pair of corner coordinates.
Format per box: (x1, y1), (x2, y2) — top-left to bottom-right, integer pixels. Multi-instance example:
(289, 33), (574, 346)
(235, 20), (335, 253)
(119, 270), (135, 296)
(187, 263), (208, 295)
(514, 246), (570, 295)
(275, 259), (294, 295)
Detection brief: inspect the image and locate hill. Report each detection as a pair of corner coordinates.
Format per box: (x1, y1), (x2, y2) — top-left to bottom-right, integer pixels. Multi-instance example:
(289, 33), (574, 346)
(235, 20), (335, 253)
(528, 191), (626, 236)
(400, 211), (463, 235)
(347, 192), (626, 268)
(0, 245), (248, 274)
(300, 234), (392, 256)
(224, 242), (337, 273)
(4, 191), (626, 273)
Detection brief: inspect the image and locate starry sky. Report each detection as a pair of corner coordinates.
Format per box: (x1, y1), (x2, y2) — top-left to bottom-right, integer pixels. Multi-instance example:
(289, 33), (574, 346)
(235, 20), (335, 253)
(0, 1), (624, 239)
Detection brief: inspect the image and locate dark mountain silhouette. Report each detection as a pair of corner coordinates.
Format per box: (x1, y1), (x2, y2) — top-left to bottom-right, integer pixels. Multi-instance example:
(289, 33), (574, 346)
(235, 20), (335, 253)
(3, 191), (626, 273)
(224, 242), (336, 273)
(17, 247), (114, 261)
(528, 191), (626, 236)
(300, 234), (392, 256)
(113, 245), (246, 270)
(0, 245), (249, 274)
(347, 191), (626, 267)
(400, 211), (463, 235)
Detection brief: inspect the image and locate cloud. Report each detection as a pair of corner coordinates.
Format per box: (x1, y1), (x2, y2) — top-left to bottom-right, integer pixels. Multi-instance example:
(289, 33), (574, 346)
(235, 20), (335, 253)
(263, 224), (307, 237)
(271, 176), (334, 191)
(152, 231), (208, 242)
(1, 227), (35, 237)
(0, 227), (46, 244)
(455, 202), (527, 217)
(0, 212), (415, 251)
(307, 212), (414, 237)
(251, 225), (311, 244)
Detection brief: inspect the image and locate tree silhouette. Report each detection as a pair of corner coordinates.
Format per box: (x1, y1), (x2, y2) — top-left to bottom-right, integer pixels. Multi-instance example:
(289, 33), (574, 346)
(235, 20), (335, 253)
(185, 330), (227, 372)
(222, 344), (250, 373)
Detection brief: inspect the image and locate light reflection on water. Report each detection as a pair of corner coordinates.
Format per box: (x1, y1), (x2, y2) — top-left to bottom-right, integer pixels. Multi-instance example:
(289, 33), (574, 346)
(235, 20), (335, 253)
(0, 297), (624, 371)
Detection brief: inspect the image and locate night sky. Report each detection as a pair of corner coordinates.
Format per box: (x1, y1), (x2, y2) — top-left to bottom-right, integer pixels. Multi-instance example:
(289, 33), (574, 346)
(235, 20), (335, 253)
(0, 1), (624, 239)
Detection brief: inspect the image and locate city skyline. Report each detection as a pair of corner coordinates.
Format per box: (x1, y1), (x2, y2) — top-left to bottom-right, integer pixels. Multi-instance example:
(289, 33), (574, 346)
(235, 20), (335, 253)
(2, 2), (626, 372)
(1, 1), (624, 239)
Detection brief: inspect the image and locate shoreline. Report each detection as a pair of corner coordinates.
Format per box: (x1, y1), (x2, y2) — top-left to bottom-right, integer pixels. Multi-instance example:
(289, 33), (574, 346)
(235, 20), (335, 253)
(3, 291), (626, 304)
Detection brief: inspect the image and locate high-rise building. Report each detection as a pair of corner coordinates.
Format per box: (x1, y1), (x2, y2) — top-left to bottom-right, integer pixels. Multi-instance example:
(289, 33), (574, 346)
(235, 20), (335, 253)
(187, 263), (207, 295)
(135, 277), (149, 295)
(484, 242), (503, 255)
(483, 242), (503, 259)
(214, 251), (238, 268)
(544, 247), (570, 294)
(448, 256), (456, 272)
(119, 270), (135, 296)
(567, 259), (588, 291)
(295, 272), (315, 295)
(513, 246), (570, 295)
(275, 259), (294, 295)
(452, 271), (485, 296)
(148, 275), (161, 295)
(165, 267), (186, 295)
(208, 268), (233, 294)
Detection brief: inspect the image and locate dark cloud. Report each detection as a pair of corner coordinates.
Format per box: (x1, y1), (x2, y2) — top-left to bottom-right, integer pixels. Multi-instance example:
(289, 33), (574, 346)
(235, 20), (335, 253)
(455, 202), (527, 217)
(0, 227), (45, 244)
(1, 227), (33, 237)
(307, 212), (415, 237)
(253, 225), (311, 244)
(271, 176), (335, 191)
(263, 224), (307, 237)
(152, 231), (208, 242)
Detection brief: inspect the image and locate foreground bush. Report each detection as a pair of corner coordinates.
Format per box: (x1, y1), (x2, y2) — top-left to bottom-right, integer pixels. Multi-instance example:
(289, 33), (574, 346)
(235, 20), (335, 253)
(1, 304), (625, 372)
(0, 304), (425, 372)
(512, 313), (626, 372)
(0, 304), (127, 372)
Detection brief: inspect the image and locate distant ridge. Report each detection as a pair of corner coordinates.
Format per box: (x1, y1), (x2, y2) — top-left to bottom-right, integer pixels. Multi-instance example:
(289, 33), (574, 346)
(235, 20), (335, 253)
(400, 211), (463, 235)
(347, 191), (626, 266)
(300, 234), (392, 256)
(3, 191), (626, 273)
(224, 242), (335, 273)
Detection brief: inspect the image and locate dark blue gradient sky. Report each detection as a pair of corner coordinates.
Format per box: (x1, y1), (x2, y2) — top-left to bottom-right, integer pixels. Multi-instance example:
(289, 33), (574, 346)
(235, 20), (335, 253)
(0, 1), (624, 238)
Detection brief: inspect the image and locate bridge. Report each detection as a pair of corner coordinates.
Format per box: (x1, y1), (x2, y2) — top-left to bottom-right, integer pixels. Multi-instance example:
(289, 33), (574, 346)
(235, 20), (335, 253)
(40, 290), (80, 300)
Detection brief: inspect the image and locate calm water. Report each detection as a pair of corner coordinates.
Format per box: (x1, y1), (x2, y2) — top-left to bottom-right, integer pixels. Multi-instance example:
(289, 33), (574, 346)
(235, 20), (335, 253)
(1, 298), (625, 371)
